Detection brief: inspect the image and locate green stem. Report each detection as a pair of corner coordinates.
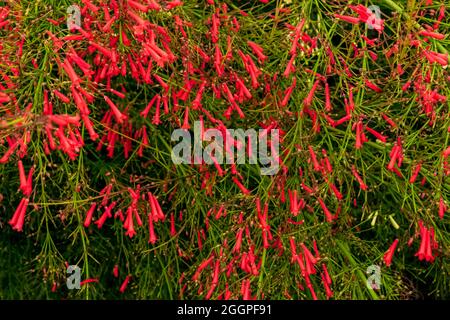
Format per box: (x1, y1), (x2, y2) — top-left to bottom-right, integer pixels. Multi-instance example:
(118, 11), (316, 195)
(336, 240), (380, 300)
(257, 247), (267, 298)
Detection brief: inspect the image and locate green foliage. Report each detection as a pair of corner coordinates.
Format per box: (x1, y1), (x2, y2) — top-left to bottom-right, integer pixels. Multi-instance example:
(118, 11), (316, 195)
(0, 0), (449, 300)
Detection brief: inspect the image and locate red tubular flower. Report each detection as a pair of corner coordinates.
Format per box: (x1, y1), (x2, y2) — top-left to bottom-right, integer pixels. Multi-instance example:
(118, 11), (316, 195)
(321, 149), (333, 173)
(365, 126), (387, 143)
(209, 155), (224, 177)
(170, 212), (176, 236)
(235, 77), (252, 100)
(79, 278), (99, 287)
(43, 90), (50, 115)
(247, 41), (267, 64)
(288, 189), (300, 216)
(401, 81), (411, 91)
(424, 230), (434, 262)
(232, 176), (250, 195)
(197, 230), (203, 251)
(214, 204), (224, 220)
(355, 120), (363, 149)
(241, 279), (251, 300)
(304, 80), (320, 108)
(133, 207), (143, 226)
(308, 145), (321, 172)
(295, 251), (306, 277)
(423, 49), (448, 66)
(383, 239), (399, 267)
(69, 49), (92, 75)
(415, 222), (436, 262)
(430, 228), (439, 251)
(9, 197), (29, 232)
(127, 0), (149, 12)
(409, 163), (422, 183)
(257, 208), (271, 249)
(18, 160), (28, 194)
(71, 86), (90, 115)
(148, 213), (157, 244)
(288, 20), (305, 55)
(281, 80), (295, 107)
(108, 88), (126, 100)
(347, 86), (355, 112)
(152, 95), (162, 125)
(368, 50), (377, 62)
(439, 197), (446, 219)
(166, 0), (183, 10)
(83, 202), (97, 227)
(334, 114), (351, 126)
(301, 243), (318, 266)
(211, 13), (219, 44)
(443, 146), (450, 157)
(13, 198), (29, 232)
(312, 240), (320, 260)
(301, 182), (314, 194)
(416, 227), (428, 261)
(321, 273), (333, 299)
(247, 246), (259, 275)
(433, 5), (445, 29)
(322, 263), (332, 285)
(334, 14), (360, 24)
(233, 228), (244, 254)
(351, 165), (367, 190)
(324, 82), (332, 111)
(112, 264), (119, 278)
(0, 92), (10, 104)
(318, 198), (334, 223)
(365, 79), (382, 93)
(140, 94), (160, 118)
(123, 207), (136, 238)
(205, 259), (220, 299)
(193, 255), (214, 281)
(381, 113), (397, 128)
(104, 95), (127, 123)
(214, 43), (224, 77)
(305, 275), (317, 300)
(283, 54), (296, 78)
(329, 182), (343, 200)
(387, 145), (401, 171)
(96, 202), (115, 229)
(304, 252), (314, 276)
(289, 237), (298, 262)
(419, 30), (445, 40)
(61, 59), (81, 85)
(119, 275), (131, 293)
(149, 193), (165, 221)
(81, 114), (99, 141)
(89, 41), (112, 58)
(181, 106), (190, 129)
(24, 167), (34, 197)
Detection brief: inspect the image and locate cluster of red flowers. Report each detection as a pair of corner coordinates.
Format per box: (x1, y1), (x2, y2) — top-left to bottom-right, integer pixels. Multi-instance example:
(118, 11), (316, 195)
(415, 220), (439, 263)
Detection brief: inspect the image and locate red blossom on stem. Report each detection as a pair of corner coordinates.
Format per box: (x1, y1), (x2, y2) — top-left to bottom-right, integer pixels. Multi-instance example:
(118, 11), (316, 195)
(383, 239), (399, 267)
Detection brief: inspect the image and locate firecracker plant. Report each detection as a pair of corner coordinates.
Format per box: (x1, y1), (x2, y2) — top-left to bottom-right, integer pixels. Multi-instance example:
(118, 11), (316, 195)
(0, 0), (449, 299)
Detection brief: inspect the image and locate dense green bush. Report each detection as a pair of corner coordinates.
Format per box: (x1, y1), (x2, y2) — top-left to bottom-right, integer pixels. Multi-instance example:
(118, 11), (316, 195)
(0, 0), (449, 299)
